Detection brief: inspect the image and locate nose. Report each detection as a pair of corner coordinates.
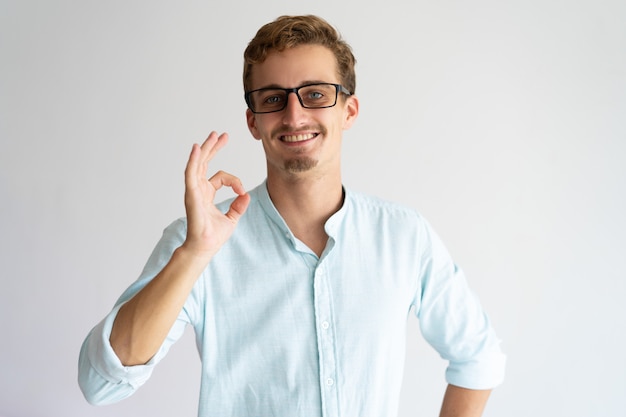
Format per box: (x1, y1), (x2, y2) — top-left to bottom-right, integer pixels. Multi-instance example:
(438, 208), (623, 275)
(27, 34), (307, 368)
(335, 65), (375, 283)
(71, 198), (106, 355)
(281, 91), (306, 124)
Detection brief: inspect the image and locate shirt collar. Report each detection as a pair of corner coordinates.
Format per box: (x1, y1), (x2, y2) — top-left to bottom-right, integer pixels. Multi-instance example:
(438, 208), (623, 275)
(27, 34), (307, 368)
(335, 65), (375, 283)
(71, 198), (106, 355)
(253, 179), (350, 241)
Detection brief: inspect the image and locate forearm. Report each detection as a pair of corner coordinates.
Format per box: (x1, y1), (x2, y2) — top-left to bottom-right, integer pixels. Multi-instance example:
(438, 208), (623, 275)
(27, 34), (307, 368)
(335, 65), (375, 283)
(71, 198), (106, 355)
(110, 246), (210, 366)
(439, 384), (491, 417)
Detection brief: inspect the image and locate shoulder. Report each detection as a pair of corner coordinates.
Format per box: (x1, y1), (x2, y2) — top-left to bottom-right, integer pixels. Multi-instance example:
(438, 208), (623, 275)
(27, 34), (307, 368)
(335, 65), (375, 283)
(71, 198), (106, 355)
(339, 188), (435, 242)
(345, 188), (423, 222)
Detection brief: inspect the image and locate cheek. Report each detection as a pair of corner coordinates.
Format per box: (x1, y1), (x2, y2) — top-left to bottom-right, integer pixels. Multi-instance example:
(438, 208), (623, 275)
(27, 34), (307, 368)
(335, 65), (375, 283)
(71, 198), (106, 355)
(247, 113), (269, 140)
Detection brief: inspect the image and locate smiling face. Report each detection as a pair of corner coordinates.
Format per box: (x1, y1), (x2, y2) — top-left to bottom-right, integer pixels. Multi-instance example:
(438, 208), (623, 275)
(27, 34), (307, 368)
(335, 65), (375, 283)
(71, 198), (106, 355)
(246, 44), (359, 180)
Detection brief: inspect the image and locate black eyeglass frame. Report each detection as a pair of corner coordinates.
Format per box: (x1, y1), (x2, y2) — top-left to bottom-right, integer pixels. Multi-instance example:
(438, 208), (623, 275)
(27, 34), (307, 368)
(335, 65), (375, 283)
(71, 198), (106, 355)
(244, 83), (352, 114)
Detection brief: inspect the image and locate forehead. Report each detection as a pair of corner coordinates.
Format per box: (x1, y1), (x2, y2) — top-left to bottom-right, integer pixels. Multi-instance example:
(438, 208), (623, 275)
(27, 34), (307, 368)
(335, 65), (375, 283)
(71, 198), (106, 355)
(249, 44), (339, 90)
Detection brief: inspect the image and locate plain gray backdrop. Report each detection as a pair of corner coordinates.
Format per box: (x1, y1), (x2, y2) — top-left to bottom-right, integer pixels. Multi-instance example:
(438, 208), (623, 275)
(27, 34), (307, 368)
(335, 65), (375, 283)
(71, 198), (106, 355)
(1, 0), (625, 416)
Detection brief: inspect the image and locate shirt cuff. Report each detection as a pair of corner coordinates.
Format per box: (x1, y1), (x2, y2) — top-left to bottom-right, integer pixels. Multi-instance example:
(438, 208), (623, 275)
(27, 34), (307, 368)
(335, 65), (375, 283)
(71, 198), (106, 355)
(85, 303), (156, 388)
(445, 349), (507, 390)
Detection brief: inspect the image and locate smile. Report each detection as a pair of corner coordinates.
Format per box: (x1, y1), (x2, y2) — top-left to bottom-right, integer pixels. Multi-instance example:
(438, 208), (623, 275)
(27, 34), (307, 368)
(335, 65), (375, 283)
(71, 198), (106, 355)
(280, 133), (319, 143)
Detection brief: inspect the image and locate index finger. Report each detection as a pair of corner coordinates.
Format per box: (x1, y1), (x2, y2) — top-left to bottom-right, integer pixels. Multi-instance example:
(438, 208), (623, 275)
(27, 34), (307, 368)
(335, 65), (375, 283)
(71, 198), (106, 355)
(208, 170), (247, 196)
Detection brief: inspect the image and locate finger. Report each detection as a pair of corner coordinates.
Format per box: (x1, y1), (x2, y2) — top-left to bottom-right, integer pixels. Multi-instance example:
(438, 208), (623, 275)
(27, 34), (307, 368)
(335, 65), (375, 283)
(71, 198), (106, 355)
(205, 132), (229, 160)
(207, 170), (246, 195)
(184, 143), (203, 189)
(225, 193), (251, 223)
(194, 132), (218, 179)
(186, 132), (226, 186)
(198, 132), (228, 177)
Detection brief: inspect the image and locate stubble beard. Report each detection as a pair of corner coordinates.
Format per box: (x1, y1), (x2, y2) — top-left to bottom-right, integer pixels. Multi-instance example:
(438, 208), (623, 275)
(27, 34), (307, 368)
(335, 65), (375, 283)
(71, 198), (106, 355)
(284, 156), (318, 172)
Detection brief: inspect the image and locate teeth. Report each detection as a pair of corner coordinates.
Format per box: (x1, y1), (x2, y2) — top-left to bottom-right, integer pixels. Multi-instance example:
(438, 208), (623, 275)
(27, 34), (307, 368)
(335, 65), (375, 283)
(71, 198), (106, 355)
(281, 133), (316, 142)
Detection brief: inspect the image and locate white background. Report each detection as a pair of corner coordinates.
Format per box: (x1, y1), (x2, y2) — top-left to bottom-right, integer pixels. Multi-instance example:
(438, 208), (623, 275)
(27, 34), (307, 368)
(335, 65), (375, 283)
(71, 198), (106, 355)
(1, 0), (625, 416)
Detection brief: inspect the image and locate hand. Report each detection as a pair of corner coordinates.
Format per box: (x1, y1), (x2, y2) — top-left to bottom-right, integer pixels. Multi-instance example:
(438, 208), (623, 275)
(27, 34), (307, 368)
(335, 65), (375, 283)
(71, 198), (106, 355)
(181, 132), (250, 259)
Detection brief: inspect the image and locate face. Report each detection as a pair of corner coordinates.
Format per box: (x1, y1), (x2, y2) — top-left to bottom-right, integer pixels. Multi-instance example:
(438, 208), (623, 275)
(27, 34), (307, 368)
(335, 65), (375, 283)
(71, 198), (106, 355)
(246, 44), (359, 179)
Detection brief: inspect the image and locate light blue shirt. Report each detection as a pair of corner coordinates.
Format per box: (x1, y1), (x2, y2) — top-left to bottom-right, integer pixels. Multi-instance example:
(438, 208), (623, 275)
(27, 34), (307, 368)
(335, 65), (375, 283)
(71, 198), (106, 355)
(79, 182), (505, 416)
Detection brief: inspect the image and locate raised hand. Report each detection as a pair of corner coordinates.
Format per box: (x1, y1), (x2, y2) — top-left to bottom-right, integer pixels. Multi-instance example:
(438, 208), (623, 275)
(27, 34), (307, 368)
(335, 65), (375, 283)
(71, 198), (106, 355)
(181, 131), (250, 260)
(109, 132), (250, 366)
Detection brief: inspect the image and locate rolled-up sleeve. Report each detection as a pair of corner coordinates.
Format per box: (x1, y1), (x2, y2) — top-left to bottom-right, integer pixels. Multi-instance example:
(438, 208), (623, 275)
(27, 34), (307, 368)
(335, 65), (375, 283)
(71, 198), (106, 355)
(78, 218), (192, 404)
(415, 221), (506, 389)
(78, 303), (153, 404)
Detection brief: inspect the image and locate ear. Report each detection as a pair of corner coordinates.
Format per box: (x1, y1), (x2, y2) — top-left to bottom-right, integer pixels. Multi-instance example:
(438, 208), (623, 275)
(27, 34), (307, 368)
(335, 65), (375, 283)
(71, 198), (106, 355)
(246, 108), (262, 140)
(342, 95), (359, 130)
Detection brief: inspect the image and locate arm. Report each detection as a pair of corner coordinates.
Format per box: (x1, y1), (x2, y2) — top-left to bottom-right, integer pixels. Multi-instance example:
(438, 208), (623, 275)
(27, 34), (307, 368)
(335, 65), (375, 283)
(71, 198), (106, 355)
(413, 219), (505, 414)
(110, 131), (250, 366)
(439, 384), (491, 417)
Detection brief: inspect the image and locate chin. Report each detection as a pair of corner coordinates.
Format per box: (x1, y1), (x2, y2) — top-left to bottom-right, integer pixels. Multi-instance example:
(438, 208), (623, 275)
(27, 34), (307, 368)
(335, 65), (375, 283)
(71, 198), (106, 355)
(284, 157), (318, 172)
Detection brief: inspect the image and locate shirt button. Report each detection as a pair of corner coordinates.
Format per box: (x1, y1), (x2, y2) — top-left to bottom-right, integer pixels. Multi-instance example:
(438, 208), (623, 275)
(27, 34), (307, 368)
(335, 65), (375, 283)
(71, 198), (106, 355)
(321, 321), (330, 330)
(326, 378), (334, 386)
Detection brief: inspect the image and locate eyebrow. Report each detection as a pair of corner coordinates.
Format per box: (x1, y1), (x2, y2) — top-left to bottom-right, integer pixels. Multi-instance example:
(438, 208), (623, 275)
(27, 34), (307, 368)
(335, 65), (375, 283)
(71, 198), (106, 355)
(254, 80), (332, 90)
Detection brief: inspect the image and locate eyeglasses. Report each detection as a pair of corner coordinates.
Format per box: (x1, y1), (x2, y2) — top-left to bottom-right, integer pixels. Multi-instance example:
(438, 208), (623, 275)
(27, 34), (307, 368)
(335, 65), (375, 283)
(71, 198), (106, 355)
(245, 83), (352, 114)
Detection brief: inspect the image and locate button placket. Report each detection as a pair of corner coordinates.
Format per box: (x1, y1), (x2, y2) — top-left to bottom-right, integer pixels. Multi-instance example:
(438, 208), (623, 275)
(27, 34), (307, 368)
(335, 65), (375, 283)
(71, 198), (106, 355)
(313, 264), (339, 416)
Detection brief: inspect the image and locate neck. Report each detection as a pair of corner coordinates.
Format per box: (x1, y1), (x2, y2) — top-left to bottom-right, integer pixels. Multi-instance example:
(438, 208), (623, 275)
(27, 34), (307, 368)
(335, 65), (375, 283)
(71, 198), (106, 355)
(266, 169), (343, 256)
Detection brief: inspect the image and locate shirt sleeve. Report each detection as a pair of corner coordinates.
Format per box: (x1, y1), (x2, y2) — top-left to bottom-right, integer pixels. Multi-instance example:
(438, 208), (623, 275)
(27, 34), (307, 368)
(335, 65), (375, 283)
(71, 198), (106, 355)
(78, 218), (195, 405)
(414, 219), (506, 390)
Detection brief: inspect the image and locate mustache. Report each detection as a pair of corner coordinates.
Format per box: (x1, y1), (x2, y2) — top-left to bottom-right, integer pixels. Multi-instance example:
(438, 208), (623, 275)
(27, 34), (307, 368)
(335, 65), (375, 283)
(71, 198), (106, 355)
(271, 125), (327, 138)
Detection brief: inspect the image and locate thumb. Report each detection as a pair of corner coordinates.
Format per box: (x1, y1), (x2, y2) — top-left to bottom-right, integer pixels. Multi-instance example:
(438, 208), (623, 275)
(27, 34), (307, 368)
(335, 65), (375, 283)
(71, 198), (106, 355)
(225, 193), (250, 223)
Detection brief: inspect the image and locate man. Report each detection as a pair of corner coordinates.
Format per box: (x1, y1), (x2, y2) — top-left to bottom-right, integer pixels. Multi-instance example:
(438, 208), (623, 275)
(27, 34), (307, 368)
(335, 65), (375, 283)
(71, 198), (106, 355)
(79, 15), (505, 417)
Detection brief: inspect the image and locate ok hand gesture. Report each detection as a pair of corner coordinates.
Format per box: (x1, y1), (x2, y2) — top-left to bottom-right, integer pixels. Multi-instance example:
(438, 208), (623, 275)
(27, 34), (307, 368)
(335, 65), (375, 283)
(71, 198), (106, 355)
(181, 132), (250, 260)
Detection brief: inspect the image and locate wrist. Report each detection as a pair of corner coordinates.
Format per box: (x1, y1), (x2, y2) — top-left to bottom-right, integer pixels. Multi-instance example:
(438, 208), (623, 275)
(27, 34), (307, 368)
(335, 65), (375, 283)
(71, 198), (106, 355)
(173, 244), (216, 271)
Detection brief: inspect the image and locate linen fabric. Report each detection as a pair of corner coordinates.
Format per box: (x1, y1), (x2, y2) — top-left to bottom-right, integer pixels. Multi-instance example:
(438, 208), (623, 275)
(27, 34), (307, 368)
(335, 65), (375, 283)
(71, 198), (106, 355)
(78, 181), (505, 417)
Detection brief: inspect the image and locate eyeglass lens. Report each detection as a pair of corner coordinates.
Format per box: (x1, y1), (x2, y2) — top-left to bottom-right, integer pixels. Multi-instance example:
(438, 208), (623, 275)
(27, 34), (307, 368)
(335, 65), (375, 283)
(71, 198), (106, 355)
(249, 84), (339, 113)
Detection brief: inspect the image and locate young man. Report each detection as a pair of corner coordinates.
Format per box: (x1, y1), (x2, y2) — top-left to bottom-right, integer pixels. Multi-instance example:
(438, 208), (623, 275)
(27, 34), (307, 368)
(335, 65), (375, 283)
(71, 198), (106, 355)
(79, 15), (505, 417)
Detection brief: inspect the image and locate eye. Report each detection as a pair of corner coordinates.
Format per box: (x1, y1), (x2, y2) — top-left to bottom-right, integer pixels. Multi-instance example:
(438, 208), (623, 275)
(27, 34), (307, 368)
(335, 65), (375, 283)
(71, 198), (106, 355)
(305, 90), (324, 100)
(263, 94), (284, 104)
